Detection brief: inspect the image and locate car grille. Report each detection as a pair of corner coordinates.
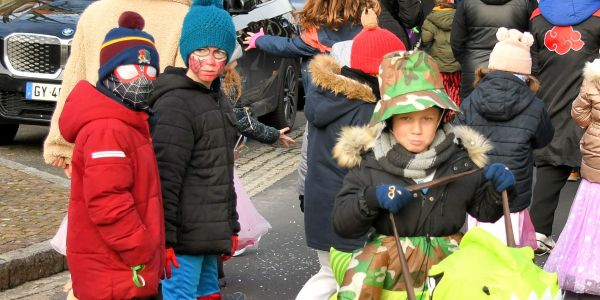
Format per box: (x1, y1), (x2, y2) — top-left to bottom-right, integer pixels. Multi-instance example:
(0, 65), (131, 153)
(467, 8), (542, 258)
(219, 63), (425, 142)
(4, 34), (67, 77)
(0, 91), (55, 121)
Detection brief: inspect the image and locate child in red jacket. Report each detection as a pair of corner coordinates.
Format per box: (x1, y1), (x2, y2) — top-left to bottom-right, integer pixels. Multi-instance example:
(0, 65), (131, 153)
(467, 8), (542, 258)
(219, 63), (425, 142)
(58, 12), (164, 299)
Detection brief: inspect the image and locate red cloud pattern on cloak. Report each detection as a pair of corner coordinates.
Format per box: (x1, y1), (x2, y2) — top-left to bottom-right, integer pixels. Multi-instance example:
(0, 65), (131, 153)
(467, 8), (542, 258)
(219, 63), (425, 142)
(544, 26), (585, 55)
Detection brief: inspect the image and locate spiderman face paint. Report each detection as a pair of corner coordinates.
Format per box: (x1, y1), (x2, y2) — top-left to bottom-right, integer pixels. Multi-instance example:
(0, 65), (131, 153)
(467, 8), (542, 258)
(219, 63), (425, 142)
(102, 64), (156, 113)
(114, 64), (157, 83)
(188, 47), (227, 85)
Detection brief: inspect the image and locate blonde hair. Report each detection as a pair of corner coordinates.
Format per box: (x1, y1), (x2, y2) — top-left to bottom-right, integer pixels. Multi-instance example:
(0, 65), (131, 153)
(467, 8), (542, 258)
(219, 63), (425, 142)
(222, 63), (242, 102)
(474, 67), (540, 93)
(294, 0), (380, 30)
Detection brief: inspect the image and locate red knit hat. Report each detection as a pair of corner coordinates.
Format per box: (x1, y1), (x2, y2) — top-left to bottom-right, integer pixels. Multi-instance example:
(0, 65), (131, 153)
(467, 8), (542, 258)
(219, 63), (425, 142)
(350, 9), (406, 75)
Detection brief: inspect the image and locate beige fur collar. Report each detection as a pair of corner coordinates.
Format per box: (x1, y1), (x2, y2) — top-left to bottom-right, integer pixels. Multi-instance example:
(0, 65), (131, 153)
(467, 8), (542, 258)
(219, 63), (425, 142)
(333, 124), (491, 169)
(309, 55), (377, 103)
(583, 59), (600, 82)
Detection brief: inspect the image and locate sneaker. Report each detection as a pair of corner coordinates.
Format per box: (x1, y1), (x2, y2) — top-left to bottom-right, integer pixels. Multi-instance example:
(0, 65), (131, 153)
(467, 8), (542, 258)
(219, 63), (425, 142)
(568, 171), (581, 182)
(535, 232), (556, 255)
(218, 278), (227, 288)
(233, 247), (247, 257)
(221, 292), (246, 300)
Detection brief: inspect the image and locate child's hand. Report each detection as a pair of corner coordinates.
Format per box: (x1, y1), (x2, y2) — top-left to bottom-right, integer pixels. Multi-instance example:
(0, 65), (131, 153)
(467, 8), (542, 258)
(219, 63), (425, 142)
(221, 234), (239, 261)
(243, 28), (265, 51)
(375, 184), (412, 213)
(164, 248), (179, 279)
(278, 127), (295, 148)
(484, 163), (515, 192)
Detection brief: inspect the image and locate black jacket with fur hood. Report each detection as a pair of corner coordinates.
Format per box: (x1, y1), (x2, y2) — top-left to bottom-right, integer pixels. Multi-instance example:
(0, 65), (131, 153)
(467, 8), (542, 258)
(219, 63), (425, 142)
(332, 125), (504, 238)
(303, 55), (379, 251)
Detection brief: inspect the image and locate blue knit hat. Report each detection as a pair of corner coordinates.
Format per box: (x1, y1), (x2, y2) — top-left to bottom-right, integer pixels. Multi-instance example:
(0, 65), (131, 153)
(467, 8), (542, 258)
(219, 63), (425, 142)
(98, 12), (159, 80)
(179, 0), (237, 66)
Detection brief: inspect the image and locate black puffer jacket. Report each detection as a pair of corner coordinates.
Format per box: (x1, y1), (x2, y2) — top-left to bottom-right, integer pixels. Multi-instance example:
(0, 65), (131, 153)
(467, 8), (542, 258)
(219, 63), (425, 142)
(379, 0), (424, 50)
(149, 67), (239, 255)
(451, 0), (537, 99)
(332, 126), (503, 238)
(454, 71), (553, 212)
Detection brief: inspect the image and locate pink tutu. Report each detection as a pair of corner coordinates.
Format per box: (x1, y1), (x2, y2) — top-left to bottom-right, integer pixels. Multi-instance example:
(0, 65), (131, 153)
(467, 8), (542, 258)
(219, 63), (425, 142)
(234, 172), (271, 252)
(467, 209), (537, 248)
(544, 179), (600, 295)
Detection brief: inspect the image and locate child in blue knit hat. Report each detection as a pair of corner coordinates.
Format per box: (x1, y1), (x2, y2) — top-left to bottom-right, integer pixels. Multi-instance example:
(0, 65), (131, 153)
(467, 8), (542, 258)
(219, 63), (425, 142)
(147, 1), (244, 299)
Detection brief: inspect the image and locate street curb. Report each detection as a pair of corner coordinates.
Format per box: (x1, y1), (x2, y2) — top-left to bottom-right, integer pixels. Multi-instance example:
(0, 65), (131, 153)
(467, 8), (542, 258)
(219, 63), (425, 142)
(0, 157), (70, 188)
(0, 157), (69, 291)
(0, 241), (67, 291)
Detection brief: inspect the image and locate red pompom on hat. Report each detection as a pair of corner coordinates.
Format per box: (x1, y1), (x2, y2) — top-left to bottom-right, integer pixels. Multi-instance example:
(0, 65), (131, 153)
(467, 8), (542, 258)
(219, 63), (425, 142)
(98, 11), (159, 80)
(350, 9), (406, 75)
(118, 11), (145, 30)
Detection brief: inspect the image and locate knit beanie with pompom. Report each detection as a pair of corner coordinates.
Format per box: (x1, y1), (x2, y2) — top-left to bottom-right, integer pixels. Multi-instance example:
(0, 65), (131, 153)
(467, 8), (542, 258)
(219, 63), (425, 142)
(488, 27), (534, 75)
(179, 0), (237, 66)
(98, 11), (159, 81)
(350, 9), (406, 75)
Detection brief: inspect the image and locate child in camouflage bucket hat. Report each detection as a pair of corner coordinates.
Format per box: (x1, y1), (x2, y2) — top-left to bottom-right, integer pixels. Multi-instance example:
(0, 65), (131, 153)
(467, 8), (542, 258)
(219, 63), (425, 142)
(328, 50), (516, 299)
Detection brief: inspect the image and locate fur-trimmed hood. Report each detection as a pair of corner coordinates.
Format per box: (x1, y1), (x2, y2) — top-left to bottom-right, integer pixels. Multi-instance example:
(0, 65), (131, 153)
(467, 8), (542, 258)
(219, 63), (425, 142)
(333, 124), (491, 169)
(583, 58), (600, 83)
(309, 54), (377, 103)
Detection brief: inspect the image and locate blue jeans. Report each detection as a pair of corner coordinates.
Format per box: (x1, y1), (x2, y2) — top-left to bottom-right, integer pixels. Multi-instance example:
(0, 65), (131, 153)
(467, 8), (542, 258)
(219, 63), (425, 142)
(161, 254), (219, 300)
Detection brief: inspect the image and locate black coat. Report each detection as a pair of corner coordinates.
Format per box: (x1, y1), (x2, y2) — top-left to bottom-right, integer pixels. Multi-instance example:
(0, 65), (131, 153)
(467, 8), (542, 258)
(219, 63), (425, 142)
(454, 71), (553, 212)
(531, 1), (600, 167)
(149, 67), (239, 255)
(451, 0), (537, 99)
(332, 127), (504, 239)
(303, 55), (379, 251)
(379, 0), (424, 49)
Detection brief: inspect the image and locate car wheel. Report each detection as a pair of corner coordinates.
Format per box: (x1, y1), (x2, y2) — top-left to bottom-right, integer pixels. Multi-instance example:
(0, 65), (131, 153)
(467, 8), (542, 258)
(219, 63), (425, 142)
(0, 123), (18, 145)
(262, 59), (299, 129)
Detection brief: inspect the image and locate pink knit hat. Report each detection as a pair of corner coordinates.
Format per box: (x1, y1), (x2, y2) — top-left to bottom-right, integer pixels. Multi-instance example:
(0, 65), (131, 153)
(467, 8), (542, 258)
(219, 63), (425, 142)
(488, 27), (534, 75)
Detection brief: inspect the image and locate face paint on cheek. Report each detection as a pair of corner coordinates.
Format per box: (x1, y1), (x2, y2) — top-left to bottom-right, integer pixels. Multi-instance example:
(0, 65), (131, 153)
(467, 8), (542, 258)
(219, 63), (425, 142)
(188, 55), (226, 83)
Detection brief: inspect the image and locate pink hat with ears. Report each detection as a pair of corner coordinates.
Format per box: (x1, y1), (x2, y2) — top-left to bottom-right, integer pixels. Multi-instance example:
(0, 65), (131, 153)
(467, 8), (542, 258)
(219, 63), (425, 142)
(488, 27), (534, 75)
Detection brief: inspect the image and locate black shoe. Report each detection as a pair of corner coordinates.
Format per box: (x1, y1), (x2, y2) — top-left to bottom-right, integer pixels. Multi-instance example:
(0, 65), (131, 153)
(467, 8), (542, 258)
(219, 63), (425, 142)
(221, 292), (246, 300)
(218, 278), (227, 288)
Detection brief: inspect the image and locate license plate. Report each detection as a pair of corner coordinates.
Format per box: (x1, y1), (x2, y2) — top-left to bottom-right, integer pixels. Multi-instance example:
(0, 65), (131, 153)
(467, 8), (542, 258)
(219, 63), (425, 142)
(25, 82), (61, 101)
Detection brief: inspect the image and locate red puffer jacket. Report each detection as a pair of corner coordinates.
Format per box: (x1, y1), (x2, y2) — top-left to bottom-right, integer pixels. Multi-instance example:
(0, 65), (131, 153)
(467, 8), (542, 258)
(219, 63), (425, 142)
(59, 81), (165, 300)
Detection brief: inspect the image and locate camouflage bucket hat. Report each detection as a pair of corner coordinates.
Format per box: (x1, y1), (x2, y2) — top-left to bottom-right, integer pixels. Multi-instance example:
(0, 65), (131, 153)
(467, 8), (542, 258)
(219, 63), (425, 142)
(369, 50), (460, 126)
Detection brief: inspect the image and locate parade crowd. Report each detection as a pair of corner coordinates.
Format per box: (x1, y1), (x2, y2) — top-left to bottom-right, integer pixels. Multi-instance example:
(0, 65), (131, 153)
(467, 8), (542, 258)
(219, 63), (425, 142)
(38, 0), (600, 299)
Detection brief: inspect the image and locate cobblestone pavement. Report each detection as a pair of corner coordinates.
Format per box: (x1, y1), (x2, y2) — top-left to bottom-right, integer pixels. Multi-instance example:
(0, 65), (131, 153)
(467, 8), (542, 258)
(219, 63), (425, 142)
(0, 164), (69, 254)
(0, 125), (305, 300)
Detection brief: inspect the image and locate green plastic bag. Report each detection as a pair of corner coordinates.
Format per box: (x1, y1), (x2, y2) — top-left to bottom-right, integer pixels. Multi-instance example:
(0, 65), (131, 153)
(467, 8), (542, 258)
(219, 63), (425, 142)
(428, 228), (563, 300)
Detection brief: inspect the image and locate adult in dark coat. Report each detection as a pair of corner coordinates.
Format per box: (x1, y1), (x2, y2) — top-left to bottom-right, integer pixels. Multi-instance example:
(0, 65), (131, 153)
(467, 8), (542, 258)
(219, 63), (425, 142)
(378, 0), (424, 49)
(529, 0), (600, 252)
(450, 0), (537, 99)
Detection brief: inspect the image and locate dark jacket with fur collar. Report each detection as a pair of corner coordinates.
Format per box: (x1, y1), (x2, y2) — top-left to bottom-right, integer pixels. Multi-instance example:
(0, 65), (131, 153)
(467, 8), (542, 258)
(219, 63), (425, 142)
(332, 125), (504, 238)
(303, 55), (379, 251)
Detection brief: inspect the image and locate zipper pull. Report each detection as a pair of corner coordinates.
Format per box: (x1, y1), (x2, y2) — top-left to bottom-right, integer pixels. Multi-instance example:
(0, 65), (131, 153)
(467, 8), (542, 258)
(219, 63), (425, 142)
(245, 107), (254, 130)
